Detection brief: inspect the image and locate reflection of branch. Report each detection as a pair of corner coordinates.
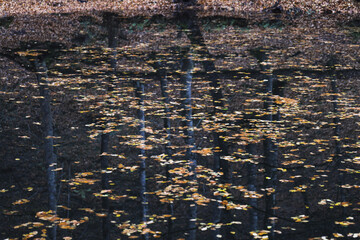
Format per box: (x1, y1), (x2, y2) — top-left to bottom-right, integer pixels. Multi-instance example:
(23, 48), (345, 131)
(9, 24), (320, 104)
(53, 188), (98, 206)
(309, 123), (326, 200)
(160, 226), (198, 238)
(1, 42), (64, 73)
(231, 198), (294, 223)
(0, 51), (34, 71)
(49, 68), (360, 83)
(158, 198), (294, 239)
(260, 161), (329, 170)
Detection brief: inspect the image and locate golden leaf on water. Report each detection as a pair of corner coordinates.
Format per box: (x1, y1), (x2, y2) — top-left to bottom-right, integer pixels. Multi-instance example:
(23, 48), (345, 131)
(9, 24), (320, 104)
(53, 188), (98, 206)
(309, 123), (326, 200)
(141, 228), (151, 234)
(78, 208), (94, 213)
(22, 231), (38, 239)
(335, 221), (355, 226)
(95, 213), (107, 217)
(12, 199), (30, 205)
(4, 210), (19, 215)
(192, 148), (213, 156)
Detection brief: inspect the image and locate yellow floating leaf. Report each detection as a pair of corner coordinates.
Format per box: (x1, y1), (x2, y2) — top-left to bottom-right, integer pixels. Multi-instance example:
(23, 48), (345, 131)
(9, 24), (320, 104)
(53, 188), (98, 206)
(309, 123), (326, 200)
(12, 199), (30, 205)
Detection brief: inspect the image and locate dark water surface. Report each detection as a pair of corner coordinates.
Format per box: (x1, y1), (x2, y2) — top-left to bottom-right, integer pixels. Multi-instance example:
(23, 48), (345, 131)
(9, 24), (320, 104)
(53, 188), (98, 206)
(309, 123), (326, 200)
(1, 12), (360, 240)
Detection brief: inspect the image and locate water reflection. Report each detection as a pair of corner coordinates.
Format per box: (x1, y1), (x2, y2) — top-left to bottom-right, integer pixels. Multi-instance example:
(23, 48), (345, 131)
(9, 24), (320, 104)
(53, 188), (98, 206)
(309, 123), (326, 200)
(0, 11), (360, 240)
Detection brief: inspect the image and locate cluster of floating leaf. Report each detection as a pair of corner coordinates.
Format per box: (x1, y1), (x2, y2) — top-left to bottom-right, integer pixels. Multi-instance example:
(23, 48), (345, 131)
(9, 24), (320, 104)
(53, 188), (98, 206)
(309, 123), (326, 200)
(0, 0), (359, 16)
